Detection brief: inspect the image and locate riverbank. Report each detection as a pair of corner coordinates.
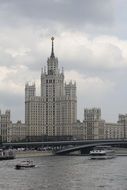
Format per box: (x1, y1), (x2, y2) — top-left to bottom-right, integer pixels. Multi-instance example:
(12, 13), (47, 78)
(15, 148), (127, 158)
(114, 148), (127, 156)
(16, 150), (53, 158)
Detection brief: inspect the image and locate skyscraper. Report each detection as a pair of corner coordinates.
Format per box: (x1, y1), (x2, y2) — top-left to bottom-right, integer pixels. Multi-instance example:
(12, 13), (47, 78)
(25, 37), (77, 140)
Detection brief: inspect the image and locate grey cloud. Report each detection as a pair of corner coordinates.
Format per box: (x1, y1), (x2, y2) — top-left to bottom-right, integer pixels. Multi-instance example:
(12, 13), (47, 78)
(0, 50), (14, 67)
(0, 90), (24, 122)
(0, 0), (126, 123)
(0, 90), (23, 107)
(0, 0), (114, 27)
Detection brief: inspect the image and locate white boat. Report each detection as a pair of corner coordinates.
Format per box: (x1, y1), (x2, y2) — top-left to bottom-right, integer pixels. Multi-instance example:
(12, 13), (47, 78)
(89, 146), (115, 160)
(15, 160), (35, 169)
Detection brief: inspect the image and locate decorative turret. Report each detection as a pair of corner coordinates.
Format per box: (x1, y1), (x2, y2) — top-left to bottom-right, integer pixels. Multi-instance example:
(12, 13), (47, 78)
(25, 82), (36, 101)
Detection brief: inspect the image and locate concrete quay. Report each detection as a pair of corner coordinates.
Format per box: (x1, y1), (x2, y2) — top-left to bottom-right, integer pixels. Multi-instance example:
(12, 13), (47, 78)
(15, 148), (127, 158)
(114, 148), (127, 156)
(16, 150), (53, 158)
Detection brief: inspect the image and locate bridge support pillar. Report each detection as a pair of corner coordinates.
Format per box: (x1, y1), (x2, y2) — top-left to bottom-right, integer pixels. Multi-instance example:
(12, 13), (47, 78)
(80, 147), (93, 155)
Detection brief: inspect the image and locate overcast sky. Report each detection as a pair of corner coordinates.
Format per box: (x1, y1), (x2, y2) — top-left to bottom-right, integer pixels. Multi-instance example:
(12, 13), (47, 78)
(0, 0), (127, 122)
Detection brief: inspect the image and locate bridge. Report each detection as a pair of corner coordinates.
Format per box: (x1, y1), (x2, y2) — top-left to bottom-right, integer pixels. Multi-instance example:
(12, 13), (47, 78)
(2, 139), (127, 155)
(55, 140), (127, 155)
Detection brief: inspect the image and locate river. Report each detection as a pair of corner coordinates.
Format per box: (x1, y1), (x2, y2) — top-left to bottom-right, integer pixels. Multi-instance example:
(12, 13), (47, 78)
(0, 155), (127, 190)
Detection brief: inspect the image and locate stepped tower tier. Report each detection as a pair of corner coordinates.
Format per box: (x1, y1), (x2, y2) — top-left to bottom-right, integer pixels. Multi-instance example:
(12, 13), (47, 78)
(47, 37), (58, 75)
(41, 37), (64, 98)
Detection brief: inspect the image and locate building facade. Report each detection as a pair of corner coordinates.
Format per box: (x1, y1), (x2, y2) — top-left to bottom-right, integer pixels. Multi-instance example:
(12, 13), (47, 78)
(117, 114), (127, 139)
(73, 120), (84, 140)
(83, 108), (105, 140)
(11, 121), (27, 142)
(0, 110), (12, 142)
(25, 37), (77, 140)
(104, 122), (123, 139)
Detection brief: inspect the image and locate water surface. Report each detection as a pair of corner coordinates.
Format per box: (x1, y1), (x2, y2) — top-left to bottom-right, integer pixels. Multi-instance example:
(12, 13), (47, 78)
(0, 156), (127, 190)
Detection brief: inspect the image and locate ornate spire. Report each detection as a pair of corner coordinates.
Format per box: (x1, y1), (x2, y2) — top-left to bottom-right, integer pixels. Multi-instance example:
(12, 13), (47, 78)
(51, 36), (55, 58)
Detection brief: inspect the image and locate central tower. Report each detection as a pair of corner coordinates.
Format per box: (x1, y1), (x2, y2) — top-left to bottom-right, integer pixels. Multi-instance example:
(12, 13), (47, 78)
(41, 37), (64, 136)
(25, 37), (77, 140)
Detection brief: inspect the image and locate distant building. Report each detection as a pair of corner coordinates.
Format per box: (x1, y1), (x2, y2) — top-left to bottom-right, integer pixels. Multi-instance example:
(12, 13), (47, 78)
(117, 114), (127, 138)
(25, 37), (77, 140)
(11, 121), (27, 142)
(103, 114), (127, 139)
(0, 110), (27, 143)
(0, 110), (12, 142)
(83, 108), (105, 140)
(104, 122), (123, 139)
(73, 120), (84, 140)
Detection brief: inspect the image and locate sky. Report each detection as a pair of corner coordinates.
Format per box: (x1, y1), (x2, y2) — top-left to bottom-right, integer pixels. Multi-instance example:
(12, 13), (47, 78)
(0, 0), (127, 123)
